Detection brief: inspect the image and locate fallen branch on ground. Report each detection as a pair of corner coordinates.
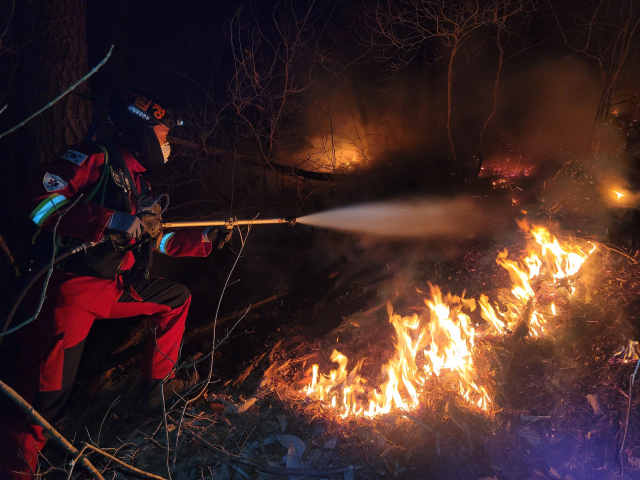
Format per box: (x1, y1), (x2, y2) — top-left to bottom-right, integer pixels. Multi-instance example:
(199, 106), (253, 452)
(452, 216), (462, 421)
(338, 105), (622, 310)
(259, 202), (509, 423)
(0, 379), (105, 480)
(206, 393), (258, 414)
(80, 442), (166, 480)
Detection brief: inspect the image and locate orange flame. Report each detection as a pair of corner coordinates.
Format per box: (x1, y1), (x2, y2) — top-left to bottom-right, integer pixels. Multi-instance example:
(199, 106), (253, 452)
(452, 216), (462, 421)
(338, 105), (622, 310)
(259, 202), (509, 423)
(302, 222), (596, 418)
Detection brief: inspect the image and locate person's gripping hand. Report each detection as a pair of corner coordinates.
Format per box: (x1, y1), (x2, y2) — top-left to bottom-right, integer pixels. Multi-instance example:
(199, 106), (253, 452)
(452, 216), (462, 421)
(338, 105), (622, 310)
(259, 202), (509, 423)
(107, 212), (145, 240)
(139, 212), (162, 239)
(206, 226), (233, 250)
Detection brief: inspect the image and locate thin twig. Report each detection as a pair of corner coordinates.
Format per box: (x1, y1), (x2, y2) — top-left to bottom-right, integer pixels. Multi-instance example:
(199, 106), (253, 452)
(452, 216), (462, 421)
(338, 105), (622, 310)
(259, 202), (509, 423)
(66, 445), (89, 480)
(168, 224), (254, 469)
(0, 379), (105, 480)
(171, 401), (191, 470)
(0, 193), (84, 338)
(620, 357), (640, 478)
(0, 45), (113, 139)
(81, 442), (166, 480)
(156, 327), (177, 480)
(184, 222), (254, 406)
(161, 387), (172, 480)
(0, 231), (19, 277)
(97, 396), (120, 447)
(602, 243), (638, 264)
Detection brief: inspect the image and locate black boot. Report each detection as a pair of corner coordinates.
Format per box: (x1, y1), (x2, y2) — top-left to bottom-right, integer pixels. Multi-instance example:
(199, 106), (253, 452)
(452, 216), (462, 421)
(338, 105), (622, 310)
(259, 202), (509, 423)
(140, 372), (200, 413)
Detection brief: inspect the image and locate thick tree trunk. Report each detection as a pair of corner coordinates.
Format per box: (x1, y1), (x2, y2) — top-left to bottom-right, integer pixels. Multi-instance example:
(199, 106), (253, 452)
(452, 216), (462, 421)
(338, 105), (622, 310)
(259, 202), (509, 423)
(0, 0), (91, 285)
(24, 0), (92, 164)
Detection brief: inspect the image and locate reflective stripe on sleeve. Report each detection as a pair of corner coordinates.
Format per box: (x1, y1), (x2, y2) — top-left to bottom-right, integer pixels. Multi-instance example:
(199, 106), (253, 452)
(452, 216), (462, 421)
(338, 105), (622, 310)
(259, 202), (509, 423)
(29, 193), (70, 227)
(158, 232), (175, 254)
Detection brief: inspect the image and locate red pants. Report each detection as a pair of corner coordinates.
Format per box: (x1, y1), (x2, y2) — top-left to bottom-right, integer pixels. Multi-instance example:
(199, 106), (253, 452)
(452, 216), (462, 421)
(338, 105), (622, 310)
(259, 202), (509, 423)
(0, 273), (191, 480)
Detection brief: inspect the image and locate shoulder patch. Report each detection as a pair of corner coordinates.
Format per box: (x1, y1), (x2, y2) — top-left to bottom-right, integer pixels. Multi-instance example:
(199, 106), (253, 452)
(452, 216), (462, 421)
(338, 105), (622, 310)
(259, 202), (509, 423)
(43, 172), (68, 192)
(60, 150), (88, 166)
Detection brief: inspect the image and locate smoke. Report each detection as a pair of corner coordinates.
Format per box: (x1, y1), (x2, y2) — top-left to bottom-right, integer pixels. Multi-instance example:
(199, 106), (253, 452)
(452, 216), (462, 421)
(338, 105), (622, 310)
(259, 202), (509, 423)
(286, 49), (637, 247)
(479, 54), (606, 163)
(292, 50), (626, 182)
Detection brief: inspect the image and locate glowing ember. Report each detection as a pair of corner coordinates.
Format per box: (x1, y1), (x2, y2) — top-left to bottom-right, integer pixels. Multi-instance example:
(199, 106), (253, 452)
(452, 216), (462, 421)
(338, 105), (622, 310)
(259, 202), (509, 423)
(614, 190), (624, 200)
(610, 340), (640, 364)
(302, 221), (597, 418)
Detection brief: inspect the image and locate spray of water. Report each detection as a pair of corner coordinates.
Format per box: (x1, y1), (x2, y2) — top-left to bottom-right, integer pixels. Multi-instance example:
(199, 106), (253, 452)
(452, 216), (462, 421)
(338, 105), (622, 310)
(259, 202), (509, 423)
(297, 197), (493, 237)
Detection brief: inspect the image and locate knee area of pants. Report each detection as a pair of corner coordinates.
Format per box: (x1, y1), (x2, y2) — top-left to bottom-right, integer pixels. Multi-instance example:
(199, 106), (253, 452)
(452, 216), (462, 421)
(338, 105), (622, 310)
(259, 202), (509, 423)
(174, 284), (191, 308)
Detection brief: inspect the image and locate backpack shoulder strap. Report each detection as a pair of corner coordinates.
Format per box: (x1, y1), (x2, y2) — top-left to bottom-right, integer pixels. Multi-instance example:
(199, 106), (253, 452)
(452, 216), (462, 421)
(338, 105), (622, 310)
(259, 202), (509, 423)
(83, 142), (111, 205)
(104, 140), (140, 200)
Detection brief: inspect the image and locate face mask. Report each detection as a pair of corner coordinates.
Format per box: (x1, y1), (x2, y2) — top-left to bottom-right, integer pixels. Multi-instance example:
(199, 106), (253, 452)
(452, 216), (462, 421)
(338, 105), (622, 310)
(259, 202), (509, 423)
(161, 142), (171, 162)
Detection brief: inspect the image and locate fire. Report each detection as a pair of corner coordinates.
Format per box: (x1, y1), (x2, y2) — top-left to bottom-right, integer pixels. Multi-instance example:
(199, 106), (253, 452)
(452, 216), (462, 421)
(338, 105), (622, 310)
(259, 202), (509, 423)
(423, 285), (490, 410)
(304, 288), (489, 417)
(610, 340), (640, 364)
(302, 221), (597, 418)
(614, 190), (624, 200)
(521, 221), (597, 282)
(479, 221), (595, 337)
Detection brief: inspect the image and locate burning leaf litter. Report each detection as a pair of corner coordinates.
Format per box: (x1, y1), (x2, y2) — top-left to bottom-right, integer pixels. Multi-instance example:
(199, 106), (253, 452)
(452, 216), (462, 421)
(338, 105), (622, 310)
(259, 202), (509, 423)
(610, 340), (640, 363)
(296, 220), (597, 418)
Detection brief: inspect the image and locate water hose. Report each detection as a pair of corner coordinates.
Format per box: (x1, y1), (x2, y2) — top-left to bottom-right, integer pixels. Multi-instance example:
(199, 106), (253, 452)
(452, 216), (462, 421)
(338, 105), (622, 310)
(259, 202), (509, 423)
(0, 238), (146, 343)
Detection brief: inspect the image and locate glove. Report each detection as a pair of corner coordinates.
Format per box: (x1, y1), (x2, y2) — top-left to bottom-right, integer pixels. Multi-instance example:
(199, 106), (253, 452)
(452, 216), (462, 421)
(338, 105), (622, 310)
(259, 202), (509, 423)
(139, 212), (162, 239)
(206, 226), (233, 250)
(107, 212), (144, 240)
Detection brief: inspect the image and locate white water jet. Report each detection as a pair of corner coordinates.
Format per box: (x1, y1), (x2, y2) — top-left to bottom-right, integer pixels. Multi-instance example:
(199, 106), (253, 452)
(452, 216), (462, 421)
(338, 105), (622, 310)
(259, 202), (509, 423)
(297, 197), (490, 238)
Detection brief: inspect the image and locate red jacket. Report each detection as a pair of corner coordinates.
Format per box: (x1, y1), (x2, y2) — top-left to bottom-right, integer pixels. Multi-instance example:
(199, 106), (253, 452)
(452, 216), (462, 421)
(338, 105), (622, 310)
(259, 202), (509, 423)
(28, 142), (212, 279)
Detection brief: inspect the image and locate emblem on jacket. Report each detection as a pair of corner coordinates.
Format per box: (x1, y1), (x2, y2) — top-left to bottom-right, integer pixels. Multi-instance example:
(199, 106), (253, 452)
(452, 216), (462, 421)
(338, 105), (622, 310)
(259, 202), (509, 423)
(61, 150), (88, 166)
(111, 168), (131, 193)
(43, 172), (68, 192)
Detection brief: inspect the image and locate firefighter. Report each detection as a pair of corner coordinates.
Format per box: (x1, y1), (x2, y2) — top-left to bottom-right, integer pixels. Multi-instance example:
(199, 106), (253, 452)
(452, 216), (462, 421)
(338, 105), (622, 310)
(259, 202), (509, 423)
(0, 91), (231, 480)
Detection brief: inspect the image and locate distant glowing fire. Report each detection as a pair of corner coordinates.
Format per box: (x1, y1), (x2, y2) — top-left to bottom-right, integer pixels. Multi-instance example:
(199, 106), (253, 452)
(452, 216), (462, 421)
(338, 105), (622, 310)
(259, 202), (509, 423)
(302, 221), (597, 418)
